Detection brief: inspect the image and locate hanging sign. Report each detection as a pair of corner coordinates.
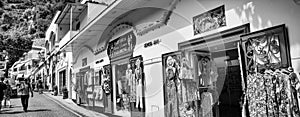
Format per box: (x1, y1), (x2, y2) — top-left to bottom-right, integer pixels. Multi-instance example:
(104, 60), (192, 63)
(107, 31), (136, 59)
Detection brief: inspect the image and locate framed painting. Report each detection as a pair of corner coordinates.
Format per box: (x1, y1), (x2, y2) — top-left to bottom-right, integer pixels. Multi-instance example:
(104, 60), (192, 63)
(193, 5), (226, 35)
(241, 24), (290, 72)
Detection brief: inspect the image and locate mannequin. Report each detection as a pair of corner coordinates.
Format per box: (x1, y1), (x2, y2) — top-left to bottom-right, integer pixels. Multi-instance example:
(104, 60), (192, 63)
(198, 56), (211, 87)
(135, 58), (143, 109)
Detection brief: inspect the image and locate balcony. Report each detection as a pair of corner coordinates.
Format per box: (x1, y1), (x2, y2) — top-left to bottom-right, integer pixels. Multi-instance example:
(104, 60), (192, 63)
(59, 30), (79, 49)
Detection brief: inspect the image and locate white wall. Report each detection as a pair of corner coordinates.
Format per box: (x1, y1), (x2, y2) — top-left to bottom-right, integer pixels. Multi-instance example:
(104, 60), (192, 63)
(69, 0), (300, 116)
(171, 0), (300, 76)
(73, 46), (95, 73)
(87, 3), (107, 23)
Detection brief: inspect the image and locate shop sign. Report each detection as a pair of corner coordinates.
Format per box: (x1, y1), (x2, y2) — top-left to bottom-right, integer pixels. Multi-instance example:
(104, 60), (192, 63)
(107, 31), (136, 58)
(193, 5), (226, 35)
(144, 39), (161, 48)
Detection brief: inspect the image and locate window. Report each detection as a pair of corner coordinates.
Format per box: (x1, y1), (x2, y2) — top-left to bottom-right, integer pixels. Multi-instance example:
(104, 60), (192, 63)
(76, 21), (80, 30)
(82, 58), (87, 67)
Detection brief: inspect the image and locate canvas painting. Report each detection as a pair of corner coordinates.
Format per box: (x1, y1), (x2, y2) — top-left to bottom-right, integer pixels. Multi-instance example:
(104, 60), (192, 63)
(193, 5), (226, 35)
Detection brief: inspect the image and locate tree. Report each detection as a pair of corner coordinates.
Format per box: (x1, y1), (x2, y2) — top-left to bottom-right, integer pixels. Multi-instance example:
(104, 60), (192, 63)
(0, 0), (67, 77)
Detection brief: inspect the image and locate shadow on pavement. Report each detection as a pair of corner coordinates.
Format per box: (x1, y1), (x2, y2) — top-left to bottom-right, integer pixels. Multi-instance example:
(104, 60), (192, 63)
(1, 109), (51, 114)
(27, 109), (51, 112)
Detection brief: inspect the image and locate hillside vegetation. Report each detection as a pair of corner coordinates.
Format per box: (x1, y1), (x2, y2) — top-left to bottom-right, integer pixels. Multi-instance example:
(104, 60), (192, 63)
(0, 0), (67, 76)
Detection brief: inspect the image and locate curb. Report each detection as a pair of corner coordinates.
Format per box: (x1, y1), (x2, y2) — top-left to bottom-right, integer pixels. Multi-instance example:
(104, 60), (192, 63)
(43, 93), (86, 117)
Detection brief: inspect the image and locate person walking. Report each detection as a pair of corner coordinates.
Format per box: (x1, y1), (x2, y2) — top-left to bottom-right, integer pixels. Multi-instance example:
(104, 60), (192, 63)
(18, 78), (33, 112)
(2, 80), (12, 108)
(0, 77), (7, 112)
(38, 80), (43, 94)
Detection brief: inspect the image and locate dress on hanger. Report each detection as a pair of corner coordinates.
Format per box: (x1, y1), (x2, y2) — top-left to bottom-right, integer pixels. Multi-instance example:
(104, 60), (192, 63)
(135, 65), (143, 108)
(201, 92), (213, 117)
(126, 68), (136, 102)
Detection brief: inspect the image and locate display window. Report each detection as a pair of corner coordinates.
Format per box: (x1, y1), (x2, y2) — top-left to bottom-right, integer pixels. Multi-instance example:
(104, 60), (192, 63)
(129, 56), (145, 117)
(102, 64), (113, 113)
(162, 24), (250, 117)
(115, 62), (130, 111)
(111, 55), (146, 117)
(93, 69), (104, 108)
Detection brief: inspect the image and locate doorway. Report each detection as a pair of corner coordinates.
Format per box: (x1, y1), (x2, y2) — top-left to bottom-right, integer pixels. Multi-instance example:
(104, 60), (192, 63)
(59, 70), (66, 94)
(176, 24), (250, 117)
(112, 59), (131, 117)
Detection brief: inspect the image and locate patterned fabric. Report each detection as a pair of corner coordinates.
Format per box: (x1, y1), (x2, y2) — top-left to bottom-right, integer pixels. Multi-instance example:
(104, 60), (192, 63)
(167, 80), (179, 117)
(201, 92), (213, 117)
(127, 69), (136, 102)
(246, 71), (292, 117)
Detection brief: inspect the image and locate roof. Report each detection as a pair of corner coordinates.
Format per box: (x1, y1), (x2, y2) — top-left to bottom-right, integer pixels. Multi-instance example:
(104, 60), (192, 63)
(32, 38), (46, 47)
(54, 3), (87, 25)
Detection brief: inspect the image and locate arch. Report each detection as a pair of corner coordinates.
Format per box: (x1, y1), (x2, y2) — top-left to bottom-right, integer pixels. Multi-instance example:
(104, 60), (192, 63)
(95, 7), (175, 54)
(73, 45), (94, 65)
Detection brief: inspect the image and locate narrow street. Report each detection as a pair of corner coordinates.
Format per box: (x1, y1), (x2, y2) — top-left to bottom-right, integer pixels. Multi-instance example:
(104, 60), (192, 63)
(0, 92), (79, 117)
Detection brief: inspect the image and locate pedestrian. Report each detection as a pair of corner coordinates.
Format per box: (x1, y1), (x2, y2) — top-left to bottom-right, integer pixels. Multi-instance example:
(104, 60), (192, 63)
(31, 80), (35, 91)
(2, 80), (12, 108)
(0, 77), (7, 112)
(18, 78), (33, 112)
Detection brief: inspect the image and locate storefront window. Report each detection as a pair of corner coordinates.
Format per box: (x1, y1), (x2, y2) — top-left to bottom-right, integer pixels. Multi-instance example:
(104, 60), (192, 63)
(115, 63), (130, 111)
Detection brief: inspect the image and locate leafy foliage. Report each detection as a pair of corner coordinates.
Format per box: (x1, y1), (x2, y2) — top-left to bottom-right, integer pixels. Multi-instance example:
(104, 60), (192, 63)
(0, 0), (68, 77)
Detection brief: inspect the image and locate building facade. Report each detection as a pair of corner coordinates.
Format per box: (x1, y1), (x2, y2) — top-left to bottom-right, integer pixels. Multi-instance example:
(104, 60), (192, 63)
(54, 0), (300, 117)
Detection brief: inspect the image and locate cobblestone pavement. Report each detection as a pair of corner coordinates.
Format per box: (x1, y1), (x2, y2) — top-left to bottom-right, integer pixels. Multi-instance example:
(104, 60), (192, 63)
(0, 92), (78, 117)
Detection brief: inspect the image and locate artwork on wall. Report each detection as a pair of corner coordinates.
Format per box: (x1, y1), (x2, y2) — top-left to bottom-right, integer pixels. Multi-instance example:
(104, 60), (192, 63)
(193, 5), (226, 35)
(241, 24), (290, 72)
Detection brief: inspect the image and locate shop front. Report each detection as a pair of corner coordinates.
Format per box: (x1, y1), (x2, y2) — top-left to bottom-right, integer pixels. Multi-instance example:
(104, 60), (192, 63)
(160, 24), (249, 117)
(73, 44), (111, 113)
(63, 0), (300, 116)
(104, 30), (146, 117)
